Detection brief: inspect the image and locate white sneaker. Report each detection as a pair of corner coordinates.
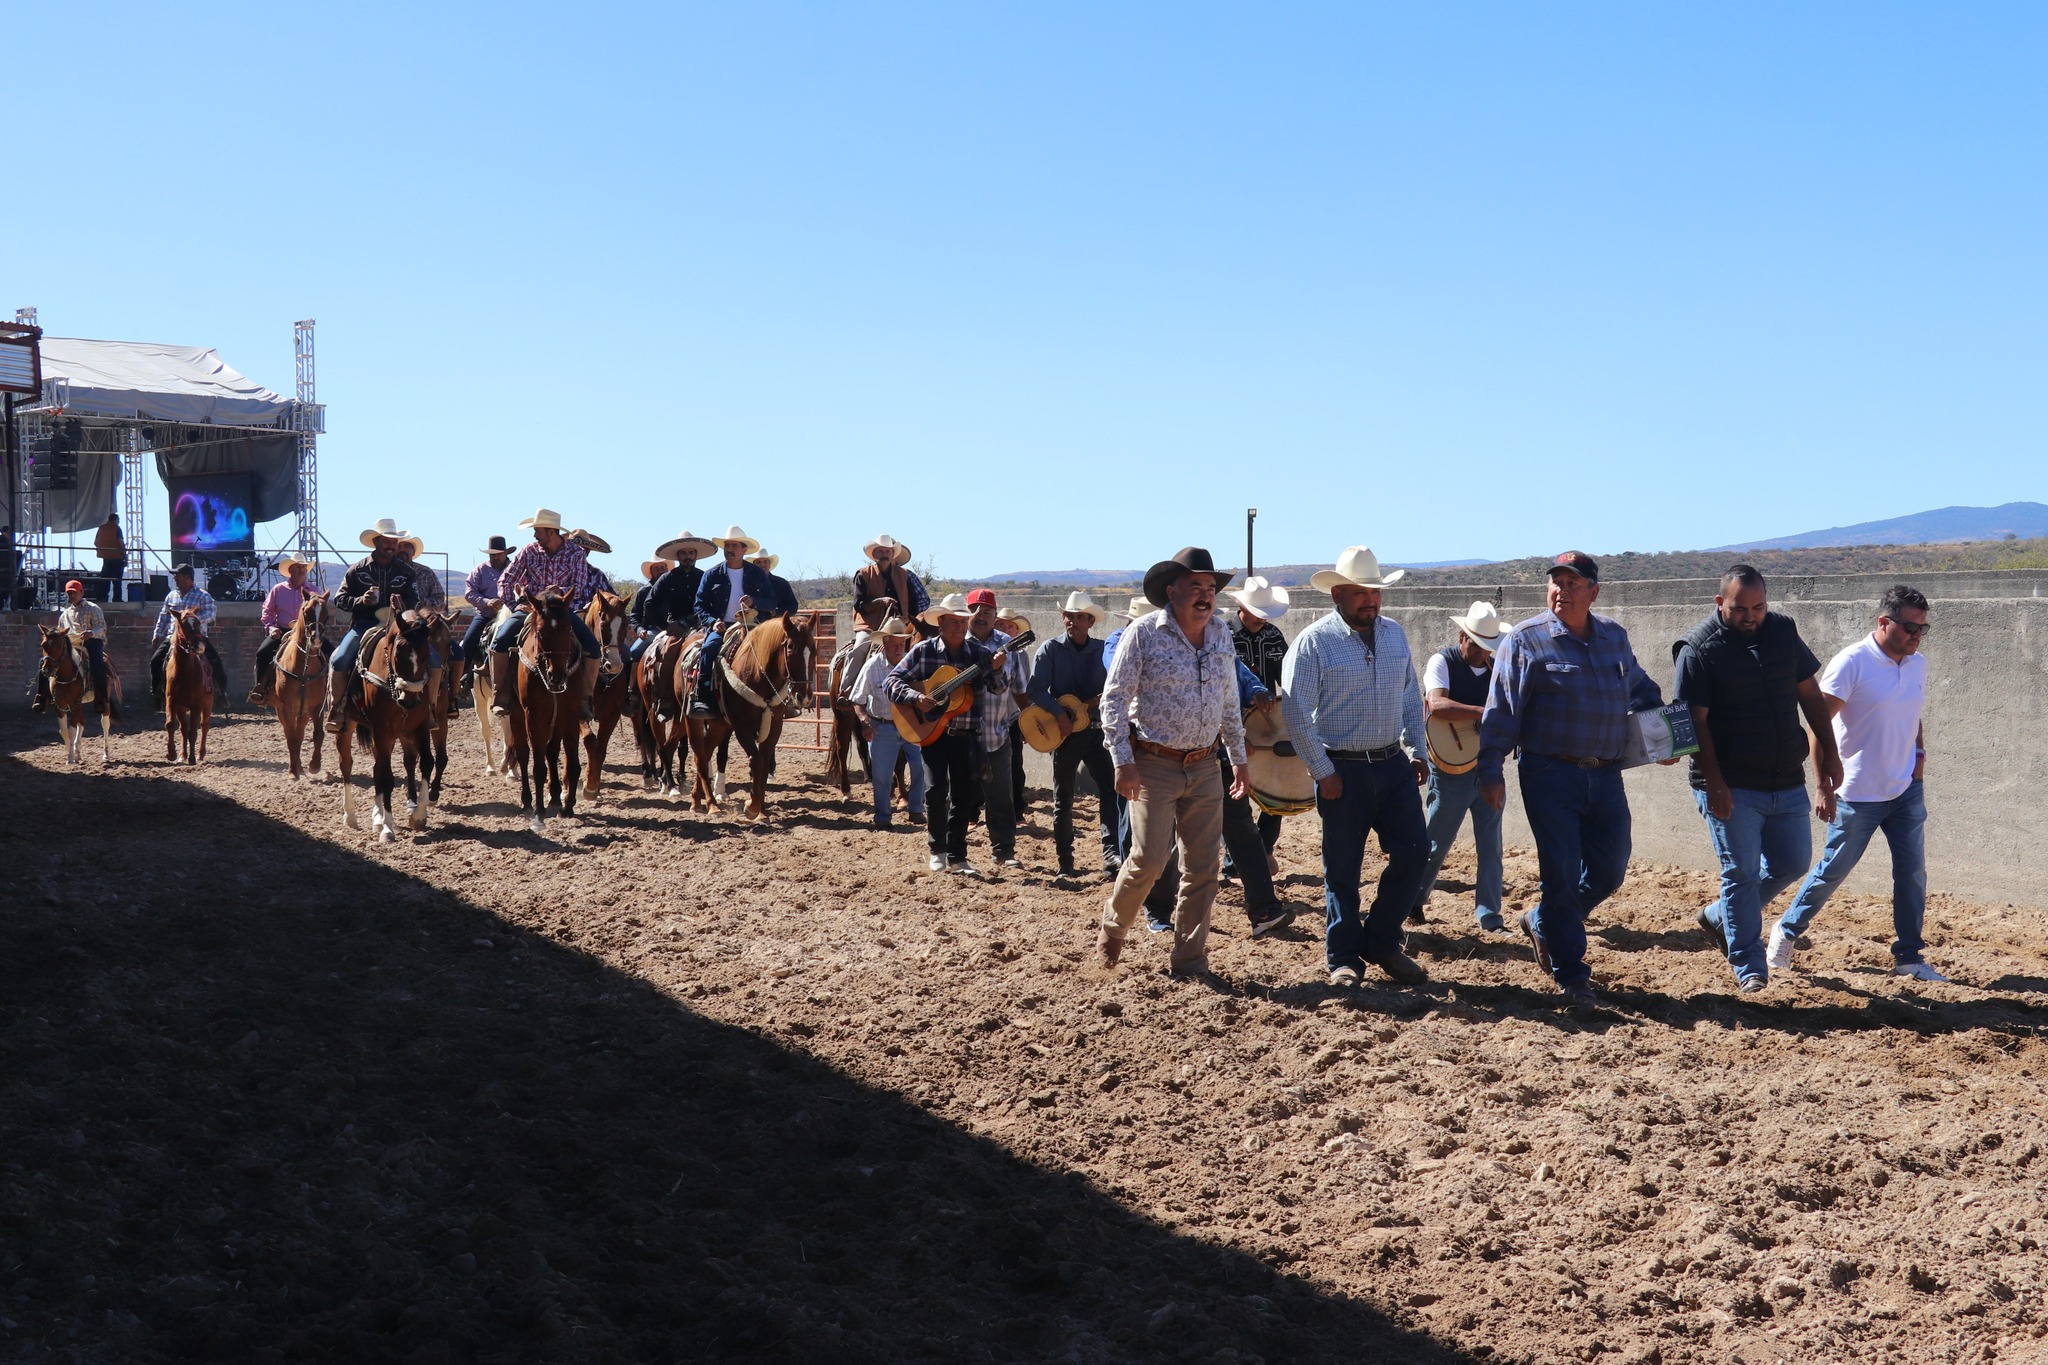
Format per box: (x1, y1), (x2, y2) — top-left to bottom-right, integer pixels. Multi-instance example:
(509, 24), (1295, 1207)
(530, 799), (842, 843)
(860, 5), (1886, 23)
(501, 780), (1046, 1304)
(927, 854), (948, 872)
(1766, 924), (1796, 972)
(1894, 961), (1951, 983)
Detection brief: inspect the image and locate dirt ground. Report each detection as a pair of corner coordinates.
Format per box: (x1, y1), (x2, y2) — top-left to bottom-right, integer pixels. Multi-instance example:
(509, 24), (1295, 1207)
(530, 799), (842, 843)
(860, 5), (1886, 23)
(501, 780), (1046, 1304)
(3, 708), (2045, 1365)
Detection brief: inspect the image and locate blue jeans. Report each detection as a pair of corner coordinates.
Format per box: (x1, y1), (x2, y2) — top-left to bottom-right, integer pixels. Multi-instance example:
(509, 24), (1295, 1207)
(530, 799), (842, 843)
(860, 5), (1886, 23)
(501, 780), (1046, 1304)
(492, 607), (603, 658)
(1413, 766), (1503, 925)
(1317, 755), (1430, 971)
(865, 717), (928, 825)
(459, 612), (492, 665)
(1519, 755), (1632, 989)
(332, 627), (365, 677)
(1779, 780), (1928, 965)
(1694, 784), (1811, 984)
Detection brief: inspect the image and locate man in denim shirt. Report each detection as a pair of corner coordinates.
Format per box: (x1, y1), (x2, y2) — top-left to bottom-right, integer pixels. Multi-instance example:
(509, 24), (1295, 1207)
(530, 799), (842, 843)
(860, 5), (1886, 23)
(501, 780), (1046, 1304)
(1479, 551), (1666, 1009)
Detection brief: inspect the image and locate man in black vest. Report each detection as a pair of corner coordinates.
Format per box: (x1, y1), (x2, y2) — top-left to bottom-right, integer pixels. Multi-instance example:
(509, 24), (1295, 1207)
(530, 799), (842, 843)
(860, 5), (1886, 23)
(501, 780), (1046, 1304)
(1411, 602), (1511, 931)
(1673, 564), (1842, 992)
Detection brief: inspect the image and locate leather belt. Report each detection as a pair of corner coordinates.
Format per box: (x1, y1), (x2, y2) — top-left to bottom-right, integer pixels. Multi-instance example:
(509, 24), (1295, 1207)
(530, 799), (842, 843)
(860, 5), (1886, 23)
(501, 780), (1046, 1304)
(1540, 753), (1616, 770)
(1326, 744), (1405, 764)
(1132, 735), (1218, 766)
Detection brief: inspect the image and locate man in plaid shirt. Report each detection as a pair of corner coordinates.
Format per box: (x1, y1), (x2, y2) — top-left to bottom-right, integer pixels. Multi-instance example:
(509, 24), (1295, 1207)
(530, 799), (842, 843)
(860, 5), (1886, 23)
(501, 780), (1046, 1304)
(886, 594), (1012, 875)
(149, 564), (229, 704)
(963, 588), (1031, 868)
(485, 509), (608, 721)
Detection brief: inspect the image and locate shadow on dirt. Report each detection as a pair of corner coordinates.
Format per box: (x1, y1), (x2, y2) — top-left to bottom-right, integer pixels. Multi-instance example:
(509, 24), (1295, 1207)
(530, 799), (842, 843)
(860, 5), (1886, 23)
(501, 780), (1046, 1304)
(0, 747), (1479, 1364)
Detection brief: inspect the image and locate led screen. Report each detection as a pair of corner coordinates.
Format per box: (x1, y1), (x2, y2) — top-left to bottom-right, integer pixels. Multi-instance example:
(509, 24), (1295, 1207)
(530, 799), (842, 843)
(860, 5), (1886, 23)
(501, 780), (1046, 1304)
(167, 472), (256, 553)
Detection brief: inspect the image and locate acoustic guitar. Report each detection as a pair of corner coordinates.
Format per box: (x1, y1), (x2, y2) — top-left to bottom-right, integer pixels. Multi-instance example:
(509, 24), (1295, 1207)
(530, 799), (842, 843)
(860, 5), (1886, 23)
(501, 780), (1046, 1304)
(891, 630), (1037, 748)
(1017, 694), (1095, 753)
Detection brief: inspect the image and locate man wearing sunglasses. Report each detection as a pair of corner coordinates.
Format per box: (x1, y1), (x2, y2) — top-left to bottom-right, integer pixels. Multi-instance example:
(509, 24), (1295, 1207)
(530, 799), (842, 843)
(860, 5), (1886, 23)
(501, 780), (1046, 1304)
(1769, 585), (1942, 981)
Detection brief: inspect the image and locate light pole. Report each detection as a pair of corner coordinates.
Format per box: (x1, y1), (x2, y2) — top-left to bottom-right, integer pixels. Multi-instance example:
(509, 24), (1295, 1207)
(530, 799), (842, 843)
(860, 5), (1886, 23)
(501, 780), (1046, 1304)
(1246, 508), (1258, 580)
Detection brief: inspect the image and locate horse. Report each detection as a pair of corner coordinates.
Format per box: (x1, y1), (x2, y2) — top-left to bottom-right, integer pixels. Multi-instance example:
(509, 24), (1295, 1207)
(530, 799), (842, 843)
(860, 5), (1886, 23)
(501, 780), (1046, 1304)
(504, 589), (584, 834)
(634, 623), (698, 799)
(469, 607), (518, 780)
(266, 589), (331, 781)
(163, 608), (213, 765)
(39, 627), (118, 765)
(823, 633), (873, 797)
(578, 590), (633, 798)
(685, 613), (815, 818)
(336, 607), (446, 842)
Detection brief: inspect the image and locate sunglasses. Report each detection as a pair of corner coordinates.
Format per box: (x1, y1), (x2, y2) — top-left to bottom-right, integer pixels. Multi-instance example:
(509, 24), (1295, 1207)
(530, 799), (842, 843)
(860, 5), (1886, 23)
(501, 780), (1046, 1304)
(1882, 616), (1931, 637)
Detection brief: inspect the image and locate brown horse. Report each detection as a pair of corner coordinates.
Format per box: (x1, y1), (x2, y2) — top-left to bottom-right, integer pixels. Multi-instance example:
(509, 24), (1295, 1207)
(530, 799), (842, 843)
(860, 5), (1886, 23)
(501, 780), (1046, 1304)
(336, 609), (446, 842)
(39, 627), (118, 766)
(505, 589), (584, 834)
(634, 624), (698, 799)
(163, 608), (213, 765)
(266, 589), (331, 781)
(579, 590), (633, 798)
(685, 614), (815, 818)
(470, 606), (518, 780)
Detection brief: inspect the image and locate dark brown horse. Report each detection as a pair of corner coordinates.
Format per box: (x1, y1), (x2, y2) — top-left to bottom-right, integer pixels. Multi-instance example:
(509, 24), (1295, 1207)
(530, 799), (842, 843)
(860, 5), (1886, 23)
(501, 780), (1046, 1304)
(163, 608), (213, 765)
(634, 625), (698, 799)
(265, 589), (331, 781)
(579, 589), (633, 798)
(40, 627), (118, 766)
(685, 614), (815, 818)
(506, 589), (584, 833)
(337, 609), (446, 842)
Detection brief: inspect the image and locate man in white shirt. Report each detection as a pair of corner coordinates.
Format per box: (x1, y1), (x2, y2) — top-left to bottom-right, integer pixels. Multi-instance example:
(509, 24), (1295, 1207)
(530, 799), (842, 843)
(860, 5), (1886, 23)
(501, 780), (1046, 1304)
(1770, 585), (1942, 981)
(1410, 602), (1510, 933)
(850, 618), (927, 829)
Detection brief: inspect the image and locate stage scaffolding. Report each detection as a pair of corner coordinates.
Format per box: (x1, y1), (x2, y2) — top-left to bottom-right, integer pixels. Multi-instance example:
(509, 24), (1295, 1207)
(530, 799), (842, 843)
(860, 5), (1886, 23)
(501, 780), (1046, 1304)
(6, 315), (325, 608)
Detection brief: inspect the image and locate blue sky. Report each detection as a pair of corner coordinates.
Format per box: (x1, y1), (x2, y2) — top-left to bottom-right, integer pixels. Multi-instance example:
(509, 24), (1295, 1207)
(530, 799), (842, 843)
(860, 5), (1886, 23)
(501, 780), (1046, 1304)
(8, 3), (2045, 582)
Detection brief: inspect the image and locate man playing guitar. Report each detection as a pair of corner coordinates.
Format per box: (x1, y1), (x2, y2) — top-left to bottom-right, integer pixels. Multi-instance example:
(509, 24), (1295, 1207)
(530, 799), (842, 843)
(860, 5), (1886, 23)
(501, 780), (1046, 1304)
(1026, 591), (1119, 880)
(885, 594), (1013, 874)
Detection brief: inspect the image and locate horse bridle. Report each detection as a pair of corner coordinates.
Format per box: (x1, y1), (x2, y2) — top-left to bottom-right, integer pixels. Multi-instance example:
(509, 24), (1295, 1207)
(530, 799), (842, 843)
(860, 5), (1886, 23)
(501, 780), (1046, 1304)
(360, 623), (432, 708)
(276, 603), (330, 682)
(519, 606), (576, 696)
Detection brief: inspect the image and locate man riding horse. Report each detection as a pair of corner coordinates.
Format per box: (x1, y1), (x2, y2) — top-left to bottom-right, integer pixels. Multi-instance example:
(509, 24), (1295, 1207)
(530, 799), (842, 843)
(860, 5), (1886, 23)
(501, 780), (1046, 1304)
(689, 526), (778, 718)
(486, 507), (609, 724)
(633, 531), (713, 650)
(35, 579), (112, 715)
(326, 519), (426, 734)
(852, 534), (930, 635)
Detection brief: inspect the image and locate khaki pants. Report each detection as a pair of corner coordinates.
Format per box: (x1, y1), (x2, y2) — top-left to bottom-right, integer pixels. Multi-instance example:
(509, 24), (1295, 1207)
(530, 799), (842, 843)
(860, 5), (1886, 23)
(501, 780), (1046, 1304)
(1102, 749), (1224, 970)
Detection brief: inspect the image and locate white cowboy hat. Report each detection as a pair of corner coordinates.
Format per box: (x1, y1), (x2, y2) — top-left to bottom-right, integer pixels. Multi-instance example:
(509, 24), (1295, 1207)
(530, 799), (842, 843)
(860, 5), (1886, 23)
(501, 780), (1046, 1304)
(873, 614), (912, 637)
(1228, 575), (1292, 621)
(359, 517), (410, 548)
(641, 558), (673, 581)
(518, 508), (565, 531)
(275, 553), (314, 575)
(656, 531), (715, 560)
(996, 607), (1032, 635)
(400, 535), (427, 557)
(1450, 600), (1511, 650)
(864, 534), (912, 566)
(919, 591), (972, 628)
(715, 524), (762, 556)
(1309, 546), (1407, 592)
(1117, 594), (1154, 621)
(1056, 590), (1107, 626)
(748, 550), (780, 572)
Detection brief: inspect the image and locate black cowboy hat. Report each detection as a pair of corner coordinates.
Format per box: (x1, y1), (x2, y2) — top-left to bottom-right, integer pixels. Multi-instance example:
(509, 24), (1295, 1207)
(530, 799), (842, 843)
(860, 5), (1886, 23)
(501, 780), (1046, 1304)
(1143, 546), (1234, 607)
(481, 535), (510, 555)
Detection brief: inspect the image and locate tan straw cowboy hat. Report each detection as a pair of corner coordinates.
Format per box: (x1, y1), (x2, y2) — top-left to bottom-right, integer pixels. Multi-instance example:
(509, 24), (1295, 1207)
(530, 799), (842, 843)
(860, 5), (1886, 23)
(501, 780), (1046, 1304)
(275, 553), (314, 575)
(1228, 575), (1291, 621)
(1450, 600), (1511, 651)
(400, 535), (427, 557)
(656, 530), (715, 560)
(864, 533), (912, 565)
(872, 614), (912, 637)
(1057, 590), (1107, 626)
(996, 606), (1032, 635)
(567, 527), (612, 555)
(359, 516), (411, 548)
(716, 524), (762, 556)
(748, 550), (780, 572)
(641, 558), (674, 581)
(1309, 546), (1406, 592)
(1116, 594), (1154, 621)
(518, 508), (565, 531)
(919, 592), (972, 628)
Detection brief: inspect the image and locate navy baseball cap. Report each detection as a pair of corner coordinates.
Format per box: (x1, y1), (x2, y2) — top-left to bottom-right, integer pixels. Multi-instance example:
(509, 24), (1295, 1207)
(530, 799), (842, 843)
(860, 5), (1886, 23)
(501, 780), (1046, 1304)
(1548, 551), (1599, 583)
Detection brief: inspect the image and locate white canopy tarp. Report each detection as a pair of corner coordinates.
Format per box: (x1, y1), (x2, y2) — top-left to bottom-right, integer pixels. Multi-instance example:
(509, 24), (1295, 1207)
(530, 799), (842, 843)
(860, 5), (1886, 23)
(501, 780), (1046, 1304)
(37, 337), (292, 427)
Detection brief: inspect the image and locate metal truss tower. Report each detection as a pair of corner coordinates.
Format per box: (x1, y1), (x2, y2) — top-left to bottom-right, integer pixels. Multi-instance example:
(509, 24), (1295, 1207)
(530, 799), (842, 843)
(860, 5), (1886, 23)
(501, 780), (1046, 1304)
(293, 319), (320, 586)
(13, 306), (43, 586)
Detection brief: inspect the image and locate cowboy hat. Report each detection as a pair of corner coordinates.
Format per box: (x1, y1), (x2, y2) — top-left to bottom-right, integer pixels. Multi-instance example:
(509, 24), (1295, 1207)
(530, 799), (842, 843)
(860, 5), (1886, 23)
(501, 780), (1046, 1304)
(996, 607), (1032, 635)
(641, 558), (674, 581)
(872, 614), (912, 637)
(395, 534), (425, 557)
(479, 534), (511, 556)
(1116, 594), (1154, 621)
(1142, 546), (1234, 607)
(1449, 600), (1511, 650)
(656, 531), (715, 561)
(1228, 575), (1291, 621)
(359, 517), (410, 548)
(275, 553), (314, 576)
(1056, 590), (1107, 626)
(918, 591), (972, 628)
(568, 528), (612, 555)
(747, 550), (780, 572)
(863, 534), (912, 566)
(518, 508), (565, 531)
(1309, 546), (1406, 592)
(715, 524), (761, 556)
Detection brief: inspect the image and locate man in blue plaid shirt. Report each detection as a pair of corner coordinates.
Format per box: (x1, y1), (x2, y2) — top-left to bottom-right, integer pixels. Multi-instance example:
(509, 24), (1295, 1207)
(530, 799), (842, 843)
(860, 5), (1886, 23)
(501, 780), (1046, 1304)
(149, 564), (229, 705)
(1479, 551), (1667, 1008)
(886, 594), (1012, 875)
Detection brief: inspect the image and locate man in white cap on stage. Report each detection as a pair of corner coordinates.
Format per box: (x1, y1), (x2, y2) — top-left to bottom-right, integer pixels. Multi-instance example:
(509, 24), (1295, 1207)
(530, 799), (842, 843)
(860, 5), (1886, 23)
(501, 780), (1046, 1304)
(690, 526), (778, 717)
(1411, 601), (1512, 933)
(1282, 547), (1431, 988)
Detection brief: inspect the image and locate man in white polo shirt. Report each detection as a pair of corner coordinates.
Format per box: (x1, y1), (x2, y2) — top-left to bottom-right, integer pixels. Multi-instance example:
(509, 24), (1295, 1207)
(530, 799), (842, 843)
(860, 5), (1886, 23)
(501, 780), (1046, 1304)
(1769, 585), (1941, 980)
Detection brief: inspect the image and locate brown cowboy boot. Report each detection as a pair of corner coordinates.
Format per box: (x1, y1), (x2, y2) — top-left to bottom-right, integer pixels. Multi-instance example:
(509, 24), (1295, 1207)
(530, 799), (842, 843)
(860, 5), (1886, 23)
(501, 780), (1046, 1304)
(489, 651), (516, 716)
(322, 670), (350, 733)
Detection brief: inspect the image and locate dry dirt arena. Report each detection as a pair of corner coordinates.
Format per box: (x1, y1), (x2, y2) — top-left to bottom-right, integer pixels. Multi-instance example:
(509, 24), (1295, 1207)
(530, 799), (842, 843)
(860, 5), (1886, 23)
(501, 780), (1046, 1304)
(4, 709), (2046, 1365)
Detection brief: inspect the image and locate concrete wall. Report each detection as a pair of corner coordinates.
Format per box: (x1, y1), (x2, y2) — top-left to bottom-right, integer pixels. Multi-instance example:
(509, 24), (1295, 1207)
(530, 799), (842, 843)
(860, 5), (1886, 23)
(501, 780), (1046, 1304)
(832, 570), (2047, 908)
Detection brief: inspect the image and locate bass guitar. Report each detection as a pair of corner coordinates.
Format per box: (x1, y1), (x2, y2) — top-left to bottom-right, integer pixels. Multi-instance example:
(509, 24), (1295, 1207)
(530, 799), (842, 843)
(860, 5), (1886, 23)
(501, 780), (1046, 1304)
(891, 630), (1037, 747)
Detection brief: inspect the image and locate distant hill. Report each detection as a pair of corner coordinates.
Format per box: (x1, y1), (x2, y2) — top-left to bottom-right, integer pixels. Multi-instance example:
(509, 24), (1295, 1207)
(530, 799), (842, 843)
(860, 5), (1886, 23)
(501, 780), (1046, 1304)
(977, 558), (1492, 590)
(1720, 502), (2048, 551)
(1400, 536), (2048, 587)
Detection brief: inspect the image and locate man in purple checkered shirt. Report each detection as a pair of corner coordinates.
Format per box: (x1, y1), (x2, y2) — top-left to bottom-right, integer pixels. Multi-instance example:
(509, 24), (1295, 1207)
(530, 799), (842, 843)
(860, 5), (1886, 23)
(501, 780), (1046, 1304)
(1478, 551), (1667, 1010)
(485, 508), (608, 721)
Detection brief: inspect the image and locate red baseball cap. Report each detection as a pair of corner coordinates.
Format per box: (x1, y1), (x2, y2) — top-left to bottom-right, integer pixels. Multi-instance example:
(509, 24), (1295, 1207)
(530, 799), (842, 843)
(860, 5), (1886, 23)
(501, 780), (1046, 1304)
(63, 579), (84, 594)
(1548, 551), (1599, 583)
(964, 588), (997, 608)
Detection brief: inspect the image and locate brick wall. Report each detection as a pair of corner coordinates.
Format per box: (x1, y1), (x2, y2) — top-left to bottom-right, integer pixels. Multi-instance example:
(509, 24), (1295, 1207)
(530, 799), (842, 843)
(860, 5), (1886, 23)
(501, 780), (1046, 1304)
(1, 603), (273, 709)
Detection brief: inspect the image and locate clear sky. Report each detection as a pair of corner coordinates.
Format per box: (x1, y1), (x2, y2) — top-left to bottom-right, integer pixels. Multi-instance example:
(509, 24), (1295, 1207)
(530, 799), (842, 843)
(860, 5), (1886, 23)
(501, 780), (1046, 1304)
(8, 3), (2045, 583)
